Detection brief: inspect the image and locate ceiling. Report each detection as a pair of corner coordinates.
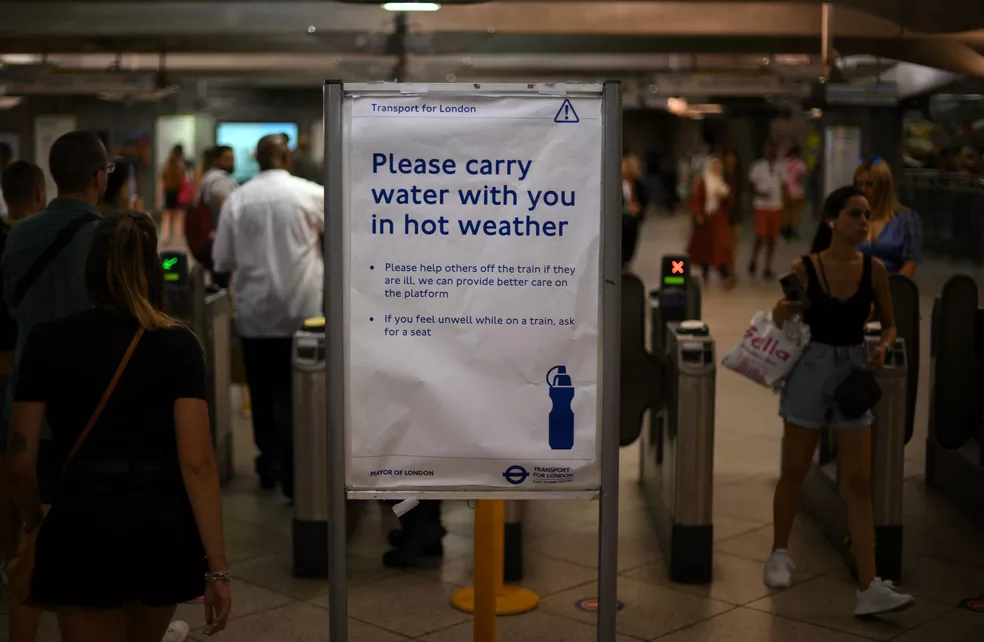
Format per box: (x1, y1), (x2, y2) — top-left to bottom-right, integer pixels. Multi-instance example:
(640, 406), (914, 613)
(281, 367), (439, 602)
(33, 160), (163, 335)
(1, 1), (983, 90)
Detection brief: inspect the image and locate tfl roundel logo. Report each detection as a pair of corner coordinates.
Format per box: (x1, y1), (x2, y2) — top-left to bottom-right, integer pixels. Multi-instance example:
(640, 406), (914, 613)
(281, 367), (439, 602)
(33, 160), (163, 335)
(502, 465), (530, 485)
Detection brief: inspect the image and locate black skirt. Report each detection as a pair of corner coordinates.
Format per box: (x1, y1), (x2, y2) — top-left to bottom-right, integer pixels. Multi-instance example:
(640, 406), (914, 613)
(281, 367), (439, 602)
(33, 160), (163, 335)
(32, 467), (206, 608)
(164, 190), (180, 210)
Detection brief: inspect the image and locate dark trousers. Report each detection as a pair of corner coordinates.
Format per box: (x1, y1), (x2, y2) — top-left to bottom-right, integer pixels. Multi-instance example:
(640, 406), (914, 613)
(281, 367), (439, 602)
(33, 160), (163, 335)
(241, 337), (294, 496)
(386, 500), (444, 539)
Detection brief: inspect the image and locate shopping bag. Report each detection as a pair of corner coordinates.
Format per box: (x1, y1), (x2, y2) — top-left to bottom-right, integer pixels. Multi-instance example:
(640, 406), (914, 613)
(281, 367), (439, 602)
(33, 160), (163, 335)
(722, 311), (809, 387)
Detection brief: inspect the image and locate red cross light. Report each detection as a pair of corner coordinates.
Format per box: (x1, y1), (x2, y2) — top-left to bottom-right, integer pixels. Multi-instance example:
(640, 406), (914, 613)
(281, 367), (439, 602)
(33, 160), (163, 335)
(671, 260), (685, 275)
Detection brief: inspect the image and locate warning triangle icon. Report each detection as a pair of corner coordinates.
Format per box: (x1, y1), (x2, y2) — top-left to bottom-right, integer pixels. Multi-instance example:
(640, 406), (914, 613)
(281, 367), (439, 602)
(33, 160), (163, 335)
(554, 99), (580, 124)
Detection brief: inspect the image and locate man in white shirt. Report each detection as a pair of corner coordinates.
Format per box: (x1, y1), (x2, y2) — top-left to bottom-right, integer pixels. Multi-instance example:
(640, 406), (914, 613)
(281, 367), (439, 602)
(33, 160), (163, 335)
(212, 135), (324, 499)
(747, 139), (788, 279)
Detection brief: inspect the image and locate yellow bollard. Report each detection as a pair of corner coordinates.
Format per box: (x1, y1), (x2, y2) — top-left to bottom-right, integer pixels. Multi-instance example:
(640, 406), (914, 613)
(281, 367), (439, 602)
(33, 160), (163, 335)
(451, 500), (539, 641)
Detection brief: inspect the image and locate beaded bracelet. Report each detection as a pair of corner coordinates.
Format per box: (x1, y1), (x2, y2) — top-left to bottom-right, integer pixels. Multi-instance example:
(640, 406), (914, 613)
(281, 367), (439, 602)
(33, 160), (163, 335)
(205, 570), (232, 582)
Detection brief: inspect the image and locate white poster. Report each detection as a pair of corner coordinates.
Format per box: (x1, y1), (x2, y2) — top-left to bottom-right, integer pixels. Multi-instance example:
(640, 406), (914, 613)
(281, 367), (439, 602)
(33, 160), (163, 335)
(34, 115), (77, 199)
(0, 133), (19, 161)
(345, 92), (603, 491)
(154, 115), (197, 197)
(823, 125), (861, 198)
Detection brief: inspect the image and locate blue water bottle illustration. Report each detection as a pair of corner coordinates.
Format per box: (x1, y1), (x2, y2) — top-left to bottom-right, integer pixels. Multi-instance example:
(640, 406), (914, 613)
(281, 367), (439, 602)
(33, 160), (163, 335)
(547, 365), (575, 450)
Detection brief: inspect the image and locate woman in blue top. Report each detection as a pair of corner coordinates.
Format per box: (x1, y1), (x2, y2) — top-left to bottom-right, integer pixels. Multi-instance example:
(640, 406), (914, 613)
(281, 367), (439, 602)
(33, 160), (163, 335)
(853, 160), (923, 277)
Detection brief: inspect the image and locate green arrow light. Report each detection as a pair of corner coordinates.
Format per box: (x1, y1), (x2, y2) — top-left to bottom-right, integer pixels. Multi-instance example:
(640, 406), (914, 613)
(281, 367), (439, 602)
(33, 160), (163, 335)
(163, 257), (178, 271)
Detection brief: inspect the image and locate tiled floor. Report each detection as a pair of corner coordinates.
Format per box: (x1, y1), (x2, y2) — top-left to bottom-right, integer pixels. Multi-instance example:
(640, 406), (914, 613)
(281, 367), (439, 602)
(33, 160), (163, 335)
(5, 214), (984, 640)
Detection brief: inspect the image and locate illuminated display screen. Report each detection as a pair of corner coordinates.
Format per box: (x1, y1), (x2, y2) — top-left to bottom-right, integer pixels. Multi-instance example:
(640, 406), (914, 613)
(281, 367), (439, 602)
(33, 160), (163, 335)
(161, 252), (188, 286)
(660, 255), (689, 287)
(216, 122), (299, 184)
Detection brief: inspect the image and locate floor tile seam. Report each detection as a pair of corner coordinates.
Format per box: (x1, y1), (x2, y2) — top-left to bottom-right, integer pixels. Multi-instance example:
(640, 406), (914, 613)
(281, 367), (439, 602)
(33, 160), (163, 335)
(233, 562), (400, 601)
(224, 513), (290, 537)
(393, 559), (606, 599)
(744, 590), (933, 640)
(804, 574), (961, 609)
(765, 611), (884, 641)
(352, 611), (448, 639)
(708, 524), (773, 547)
(525, 549), (601, 572)
(648, 604), (741, 641)
(644, 606), (739, 641)
(302, 592), (465, 639)
(187, 597), (304, 632)
(618, 570), (780, 608)
(535, 600), (645, 638)
(904, 550), (984, 571)
(228, 573), (317, 606)
(880, 605), (959, 641)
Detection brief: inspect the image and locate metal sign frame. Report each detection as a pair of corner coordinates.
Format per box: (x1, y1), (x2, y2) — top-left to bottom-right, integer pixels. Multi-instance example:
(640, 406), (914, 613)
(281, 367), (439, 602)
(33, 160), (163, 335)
(323, 80), (621, 641)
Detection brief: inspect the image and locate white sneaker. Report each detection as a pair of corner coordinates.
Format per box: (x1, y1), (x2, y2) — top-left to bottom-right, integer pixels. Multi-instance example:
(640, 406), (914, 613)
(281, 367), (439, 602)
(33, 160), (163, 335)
(855, 578), (915, 616)
(162, 621), (190, 642)
(763, 549), (796, 588)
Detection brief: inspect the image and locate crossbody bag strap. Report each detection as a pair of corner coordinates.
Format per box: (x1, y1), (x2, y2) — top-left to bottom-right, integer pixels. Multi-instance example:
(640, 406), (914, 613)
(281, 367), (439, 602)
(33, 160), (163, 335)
(62, 328), (144, 469)
(11, 212), (99, 309)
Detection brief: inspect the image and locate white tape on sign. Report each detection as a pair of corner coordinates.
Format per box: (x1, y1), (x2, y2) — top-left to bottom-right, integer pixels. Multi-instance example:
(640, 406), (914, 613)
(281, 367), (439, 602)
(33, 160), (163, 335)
(392, 497), (420, 517)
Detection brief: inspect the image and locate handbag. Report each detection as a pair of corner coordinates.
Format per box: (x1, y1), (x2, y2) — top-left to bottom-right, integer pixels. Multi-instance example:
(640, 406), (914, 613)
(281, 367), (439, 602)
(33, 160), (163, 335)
(4, 328), (144, 604)
(815, 255), (882, 419)
(177, 178), (196, 208)
(834, 366), (882, 420)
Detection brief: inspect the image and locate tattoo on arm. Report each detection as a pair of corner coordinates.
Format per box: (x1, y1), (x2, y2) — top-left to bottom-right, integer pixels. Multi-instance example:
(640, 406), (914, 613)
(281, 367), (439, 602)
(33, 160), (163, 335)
(10, 431), (28, 454)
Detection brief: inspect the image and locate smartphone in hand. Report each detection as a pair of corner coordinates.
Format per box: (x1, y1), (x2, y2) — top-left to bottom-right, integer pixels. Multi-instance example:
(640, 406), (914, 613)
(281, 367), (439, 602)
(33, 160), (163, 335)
(780, 274), (810, 310)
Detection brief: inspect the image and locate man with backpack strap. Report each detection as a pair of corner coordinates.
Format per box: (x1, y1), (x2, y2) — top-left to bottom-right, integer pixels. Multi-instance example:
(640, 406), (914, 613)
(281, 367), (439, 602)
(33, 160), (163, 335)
(186, 146), (237, 273)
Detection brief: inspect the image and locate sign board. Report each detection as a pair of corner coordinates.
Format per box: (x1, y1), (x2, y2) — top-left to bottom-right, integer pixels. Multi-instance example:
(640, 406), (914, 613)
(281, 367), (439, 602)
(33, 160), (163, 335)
(323, 80), (623, 642)
(339, 84), (609, 494)
(823, 126), (861, 198)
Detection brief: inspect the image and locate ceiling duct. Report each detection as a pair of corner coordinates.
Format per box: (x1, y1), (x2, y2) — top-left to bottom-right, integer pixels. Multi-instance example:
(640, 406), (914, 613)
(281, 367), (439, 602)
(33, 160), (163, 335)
(0, 71), (159, 97)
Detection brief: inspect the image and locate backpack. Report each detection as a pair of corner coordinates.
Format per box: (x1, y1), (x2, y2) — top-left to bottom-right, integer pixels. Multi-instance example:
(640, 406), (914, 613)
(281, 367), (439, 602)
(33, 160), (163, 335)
(185, 183), (215, 271)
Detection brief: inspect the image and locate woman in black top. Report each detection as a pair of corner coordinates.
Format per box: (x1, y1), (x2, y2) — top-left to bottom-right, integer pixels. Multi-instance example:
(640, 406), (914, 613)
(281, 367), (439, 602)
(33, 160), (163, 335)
(7, 213), (231, 640)
(768, 186), (914, 615)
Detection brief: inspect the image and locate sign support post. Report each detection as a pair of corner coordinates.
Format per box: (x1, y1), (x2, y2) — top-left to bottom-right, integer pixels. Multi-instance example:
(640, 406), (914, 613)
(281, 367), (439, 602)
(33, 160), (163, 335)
(324, 79), (349, 642)
(597, 79), (622, 641)
(322, 80), (621, 642)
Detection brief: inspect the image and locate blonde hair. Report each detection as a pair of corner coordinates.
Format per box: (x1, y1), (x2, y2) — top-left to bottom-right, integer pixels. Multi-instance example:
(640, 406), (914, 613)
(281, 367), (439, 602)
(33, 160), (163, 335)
(622, 153), (642, 180)
(854, 160), (906, 220)
(85, 213), (180, 331)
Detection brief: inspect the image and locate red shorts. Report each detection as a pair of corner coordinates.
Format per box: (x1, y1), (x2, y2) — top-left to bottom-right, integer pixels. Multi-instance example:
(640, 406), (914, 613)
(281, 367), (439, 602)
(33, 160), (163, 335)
(755, 208), (783, 239)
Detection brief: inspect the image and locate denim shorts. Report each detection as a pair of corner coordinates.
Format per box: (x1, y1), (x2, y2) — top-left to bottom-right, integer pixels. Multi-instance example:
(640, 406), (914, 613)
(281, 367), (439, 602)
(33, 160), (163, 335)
(779, 342), (873, 430)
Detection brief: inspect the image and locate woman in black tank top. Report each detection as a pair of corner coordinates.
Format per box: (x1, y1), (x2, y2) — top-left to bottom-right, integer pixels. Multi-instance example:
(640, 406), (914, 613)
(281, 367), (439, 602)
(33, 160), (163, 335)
(765, 186), (914, 615)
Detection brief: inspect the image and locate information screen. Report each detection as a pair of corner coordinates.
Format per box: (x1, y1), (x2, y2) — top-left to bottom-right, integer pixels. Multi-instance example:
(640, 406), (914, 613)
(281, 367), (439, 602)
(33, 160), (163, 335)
(216, 122), (299, 184)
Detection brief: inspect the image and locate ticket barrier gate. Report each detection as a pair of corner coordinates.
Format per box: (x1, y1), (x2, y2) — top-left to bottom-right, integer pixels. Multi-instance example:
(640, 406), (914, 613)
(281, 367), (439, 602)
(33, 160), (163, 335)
(161, 251), (234, 484)
(798, 335), (908, 582)
(622, 256), (716, 583)
(292, 320), (332, 576)
(639, 321), (716, 583)
(926, 275), (984, 521)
